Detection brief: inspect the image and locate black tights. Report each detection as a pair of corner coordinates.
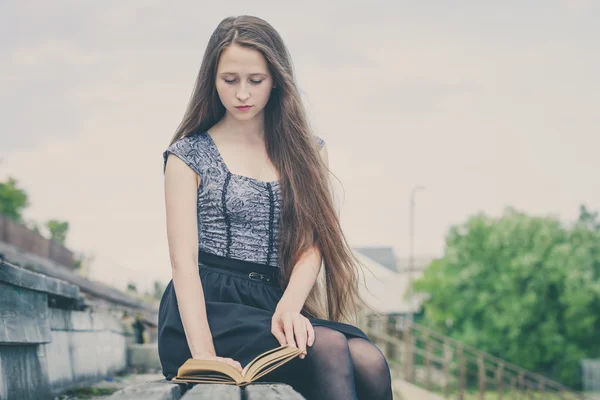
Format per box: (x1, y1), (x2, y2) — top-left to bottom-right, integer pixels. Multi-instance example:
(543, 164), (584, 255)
(301, 326), (393, 400)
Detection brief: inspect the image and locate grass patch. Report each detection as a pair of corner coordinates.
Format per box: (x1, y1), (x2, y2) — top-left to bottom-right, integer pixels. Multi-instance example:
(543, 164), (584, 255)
(457, 391), (583, 400)
(56, 386), (119, 399)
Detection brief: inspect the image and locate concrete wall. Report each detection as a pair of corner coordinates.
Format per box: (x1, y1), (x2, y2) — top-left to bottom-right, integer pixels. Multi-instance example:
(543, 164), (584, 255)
(127, 343), (162, 371)
(44, 308), (128, 394)
(0, 260), (130, 400)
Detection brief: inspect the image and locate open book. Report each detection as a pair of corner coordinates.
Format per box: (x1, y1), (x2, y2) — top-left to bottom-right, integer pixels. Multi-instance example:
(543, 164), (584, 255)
(171, 345), (302, 386)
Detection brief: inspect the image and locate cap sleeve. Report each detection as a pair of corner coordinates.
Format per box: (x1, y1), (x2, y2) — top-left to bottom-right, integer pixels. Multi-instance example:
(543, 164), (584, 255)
(162, 132), (204, 176)
(315, 136), (326, 150)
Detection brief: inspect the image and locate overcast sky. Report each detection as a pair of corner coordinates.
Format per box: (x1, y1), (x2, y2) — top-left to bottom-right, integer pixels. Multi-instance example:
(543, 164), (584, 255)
(1, 1), (598, 292)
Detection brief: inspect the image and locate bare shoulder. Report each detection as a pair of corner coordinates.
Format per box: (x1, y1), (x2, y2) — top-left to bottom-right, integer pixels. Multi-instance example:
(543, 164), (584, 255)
(164, 153), (201, 189)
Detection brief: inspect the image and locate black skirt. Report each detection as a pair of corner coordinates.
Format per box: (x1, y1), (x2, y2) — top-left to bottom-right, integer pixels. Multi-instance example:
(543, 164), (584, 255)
(157, 250), (369, 384)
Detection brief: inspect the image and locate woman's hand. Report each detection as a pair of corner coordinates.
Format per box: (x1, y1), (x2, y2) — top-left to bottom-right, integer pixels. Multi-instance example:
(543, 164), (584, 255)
(192, 354), (243, 372)
(271, 307), (315, 359)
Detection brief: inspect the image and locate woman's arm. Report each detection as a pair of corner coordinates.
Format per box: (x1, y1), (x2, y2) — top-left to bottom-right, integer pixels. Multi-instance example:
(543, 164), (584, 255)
(165, 154), (241, 371)
(164, 154), (216, 358)
(276, 245), (322, 313)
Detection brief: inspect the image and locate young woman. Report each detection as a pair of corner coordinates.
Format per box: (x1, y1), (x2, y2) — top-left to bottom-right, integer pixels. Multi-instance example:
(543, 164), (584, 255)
(158, 15), (393, 400)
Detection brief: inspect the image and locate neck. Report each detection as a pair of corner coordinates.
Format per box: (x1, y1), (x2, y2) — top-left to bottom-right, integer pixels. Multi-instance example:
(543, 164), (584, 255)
(219, 110), (266, 140)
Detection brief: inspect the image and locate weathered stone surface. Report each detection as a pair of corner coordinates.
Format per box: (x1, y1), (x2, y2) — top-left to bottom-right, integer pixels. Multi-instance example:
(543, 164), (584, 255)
(0, 264), (130, 397)
(107, 379), (183, 400)
(43, 326), (128, 394)
(0, 281), (50, 344)
(107, 381), (308, 400)
(107, 382), (306, 400)
(0, 345), (49, 400)
(245, 383), (306, 399)
(52, 307), (126, 334)
(128, 343), (162, 371)
(0, 250), (147, 399)
(183, 383), (240, 399)
(0, 242), (157, 321)
(0, 254), (80, 301)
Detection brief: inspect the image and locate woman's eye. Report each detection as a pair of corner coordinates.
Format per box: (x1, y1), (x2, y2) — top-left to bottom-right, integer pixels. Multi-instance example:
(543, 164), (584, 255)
(223, 79), (263, 85)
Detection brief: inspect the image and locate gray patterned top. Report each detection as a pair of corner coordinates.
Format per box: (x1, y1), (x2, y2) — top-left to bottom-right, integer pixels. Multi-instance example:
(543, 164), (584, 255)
(163, 130), (325, 268)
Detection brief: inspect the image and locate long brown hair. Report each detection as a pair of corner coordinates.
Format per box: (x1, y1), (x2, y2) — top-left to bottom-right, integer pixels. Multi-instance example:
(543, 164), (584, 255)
(168, 15), (368, 323)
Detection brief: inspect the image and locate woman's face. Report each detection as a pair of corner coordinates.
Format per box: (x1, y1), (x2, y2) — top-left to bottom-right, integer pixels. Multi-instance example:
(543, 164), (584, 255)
(215, 43), (274, 121)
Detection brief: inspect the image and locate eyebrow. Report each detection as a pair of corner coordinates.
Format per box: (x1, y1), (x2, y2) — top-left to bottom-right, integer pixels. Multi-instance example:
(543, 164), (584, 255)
(219, 72), (268, 78)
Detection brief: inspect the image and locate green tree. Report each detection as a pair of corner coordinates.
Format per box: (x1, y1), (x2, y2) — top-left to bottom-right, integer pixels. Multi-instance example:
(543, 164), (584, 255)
(46, 219), (69, 245)
(127, 282), (138, 293)
(414, 205), (600, 388)
(0, 177), (29, 221)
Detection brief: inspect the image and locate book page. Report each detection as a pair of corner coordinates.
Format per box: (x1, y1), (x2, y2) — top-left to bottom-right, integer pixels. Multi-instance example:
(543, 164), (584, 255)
(241, 345), (295, 376)
(172, 376), (238, 385)
(176, 359), (244, 384)
(245, 346), (302, 381)
(250, 353), (302, 383)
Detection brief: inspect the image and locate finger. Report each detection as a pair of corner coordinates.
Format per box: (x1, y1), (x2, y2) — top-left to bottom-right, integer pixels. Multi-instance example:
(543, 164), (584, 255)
(222, 358), (242, 371)
(271, 322), (287, 346)
(229, 361), (242, 371)
(293, 315), (307, 353)
(230, 359), (243, 371)
(293, 316), (307, 360)
(306, 319), (315, 347)
(283, 313), (297, 348)
(216, 357), (230, 366)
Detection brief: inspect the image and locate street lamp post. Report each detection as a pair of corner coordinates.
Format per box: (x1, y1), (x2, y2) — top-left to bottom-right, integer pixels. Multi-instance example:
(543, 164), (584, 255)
(407, 185), (426, 324)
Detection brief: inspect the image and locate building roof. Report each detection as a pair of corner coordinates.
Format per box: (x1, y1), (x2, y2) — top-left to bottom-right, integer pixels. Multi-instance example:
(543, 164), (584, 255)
(354, 251), (427, 315)
(354, 246), (399, 272)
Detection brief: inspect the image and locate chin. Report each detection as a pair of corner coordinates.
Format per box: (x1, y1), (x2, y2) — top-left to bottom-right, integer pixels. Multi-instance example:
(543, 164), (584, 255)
(228, 108), (262, 121)
(230, 113), (256, 122)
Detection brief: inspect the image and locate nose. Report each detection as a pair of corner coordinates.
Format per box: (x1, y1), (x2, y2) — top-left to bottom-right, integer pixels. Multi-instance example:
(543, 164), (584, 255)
(236, 87), (250, 102)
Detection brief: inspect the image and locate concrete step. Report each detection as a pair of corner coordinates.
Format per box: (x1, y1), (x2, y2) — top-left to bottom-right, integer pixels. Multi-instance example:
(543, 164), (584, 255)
(393, 379), (445, 400)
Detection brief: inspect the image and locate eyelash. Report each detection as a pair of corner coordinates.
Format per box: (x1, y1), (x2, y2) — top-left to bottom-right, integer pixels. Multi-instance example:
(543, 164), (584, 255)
(223, 79), (263, 85)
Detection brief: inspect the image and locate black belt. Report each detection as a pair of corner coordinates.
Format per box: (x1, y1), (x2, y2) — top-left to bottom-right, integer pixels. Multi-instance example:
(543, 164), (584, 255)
(198, 250), (280, 283)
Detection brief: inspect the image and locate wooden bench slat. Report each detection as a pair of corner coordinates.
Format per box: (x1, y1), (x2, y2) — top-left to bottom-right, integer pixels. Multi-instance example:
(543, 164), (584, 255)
(181, 383), (240, 399)
(244, 383), (306, 399)
(108, 380), (305, 400)
(107, 380), (182, 400)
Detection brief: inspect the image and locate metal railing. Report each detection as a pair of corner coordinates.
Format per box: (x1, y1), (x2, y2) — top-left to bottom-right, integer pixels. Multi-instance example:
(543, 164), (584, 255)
(357, 311), (590, 400)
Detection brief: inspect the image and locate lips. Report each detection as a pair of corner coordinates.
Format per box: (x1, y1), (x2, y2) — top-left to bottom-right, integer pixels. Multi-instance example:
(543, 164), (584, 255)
(236, 105), (252, 111)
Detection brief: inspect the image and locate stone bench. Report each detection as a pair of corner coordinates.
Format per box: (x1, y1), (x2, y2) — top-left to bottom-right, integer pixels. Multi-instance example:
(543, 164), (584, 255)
(107, 379), (306, 399)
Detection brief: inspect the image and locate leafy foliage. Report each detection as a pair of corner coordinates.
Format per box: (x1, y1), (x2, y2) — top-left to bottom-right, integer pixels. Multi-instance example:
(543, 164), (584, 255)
(0, 177), (29, 221)
(414, 205), (600, 387)
(46, 219), (69, 245)
(127, 282), (138, 293)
